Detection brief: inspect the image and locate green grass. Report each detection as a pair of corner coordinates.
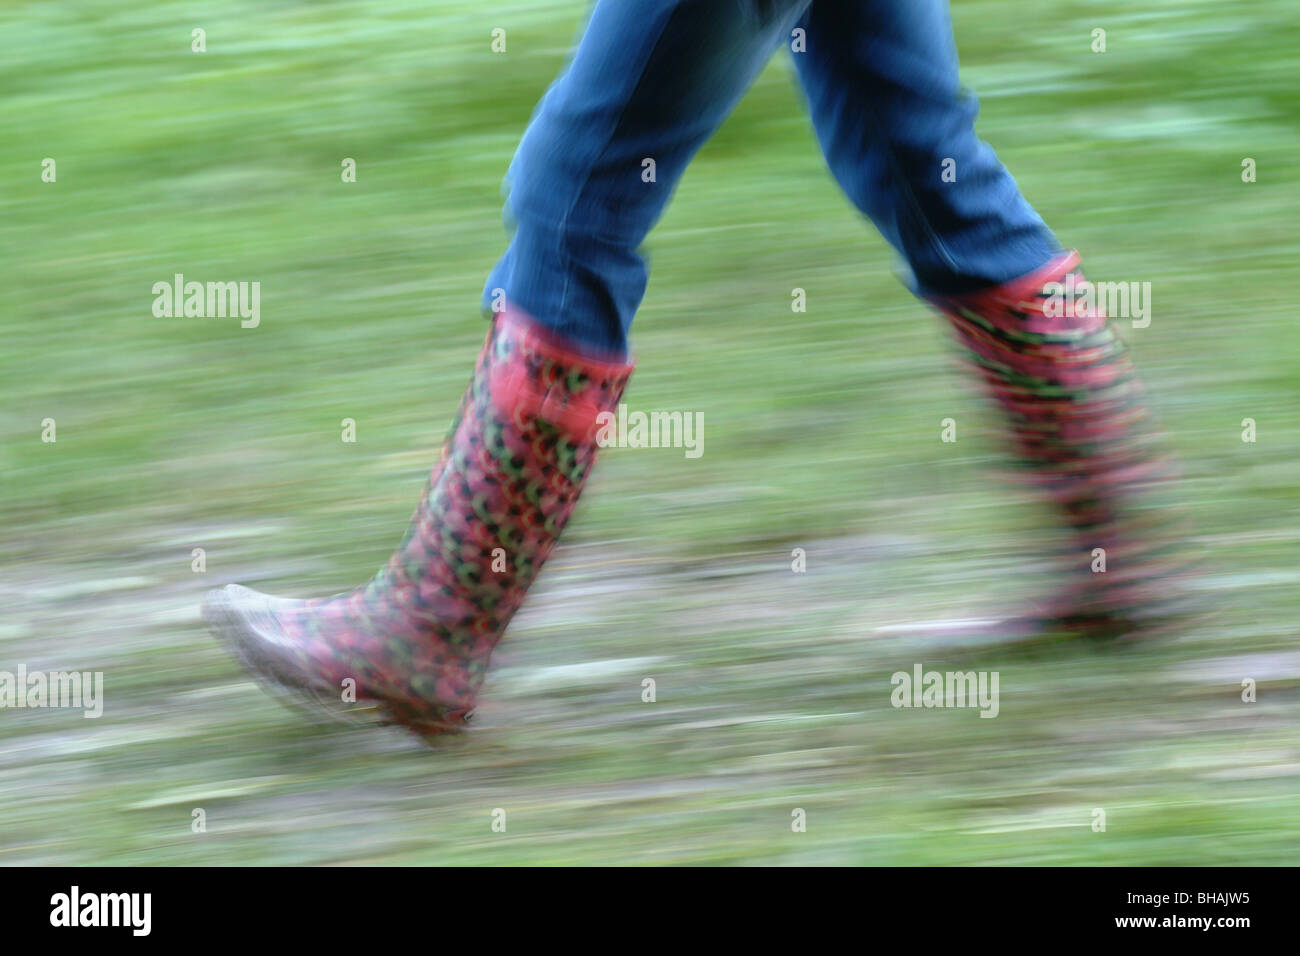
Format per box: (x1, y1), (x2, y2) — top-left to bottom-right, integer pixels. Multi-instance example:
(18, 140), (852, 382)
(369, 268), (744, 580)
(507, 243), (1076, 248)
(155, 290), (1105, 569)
(1, 0), (1298, 864)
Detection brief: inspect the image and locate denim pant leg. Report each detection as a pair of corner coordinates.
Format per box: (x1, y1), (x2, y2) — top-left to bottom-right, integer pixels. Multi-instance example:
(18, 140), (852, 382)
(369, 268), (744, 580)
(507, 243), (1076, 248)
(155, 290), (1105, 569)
(483, 0), (810, 356)
(792, 0), (1060, 295)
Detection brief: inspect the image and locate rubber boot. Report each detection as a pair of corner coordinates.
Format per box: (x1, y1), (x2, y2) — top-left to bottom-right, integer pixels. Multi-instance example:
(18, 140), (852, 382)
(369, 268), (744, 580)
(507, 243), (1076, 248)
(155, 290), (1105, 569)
(203, 311), (634, 736)
(897, 251), (1188, 647)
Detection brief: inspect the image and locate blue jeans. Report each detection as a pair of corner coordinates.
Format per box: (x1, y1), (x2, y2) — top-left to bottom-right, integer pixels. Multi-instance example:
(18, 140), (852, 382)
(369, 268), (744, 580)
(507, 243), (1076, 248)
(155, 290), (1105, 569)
(482, 0), (1059, 357)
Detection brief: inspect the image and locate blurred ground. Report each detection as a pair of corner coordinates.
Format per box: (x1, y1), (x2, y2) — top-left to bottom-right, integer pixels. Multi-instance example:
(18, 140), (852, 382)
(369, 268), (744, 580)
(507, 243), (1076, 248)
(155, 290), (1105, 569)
(2, 0), (1298, 864)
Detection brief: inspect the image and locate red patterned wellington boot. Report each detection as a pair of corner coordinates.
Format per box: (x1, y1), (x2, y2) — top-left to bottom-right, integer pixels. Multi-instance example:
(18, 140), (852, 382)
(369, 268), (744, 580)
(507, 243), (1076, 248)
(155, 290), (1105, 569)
(203, 311), (634, 737)
(887, 251), (1191, 648)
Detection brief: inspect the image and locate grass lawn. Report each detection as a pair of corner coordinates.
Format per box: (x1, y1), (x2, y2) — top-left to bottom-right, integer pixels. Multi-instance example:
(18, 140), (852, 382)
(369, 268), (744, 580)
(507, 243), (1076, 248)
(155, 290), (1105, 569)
(1, 0), (1297, 864)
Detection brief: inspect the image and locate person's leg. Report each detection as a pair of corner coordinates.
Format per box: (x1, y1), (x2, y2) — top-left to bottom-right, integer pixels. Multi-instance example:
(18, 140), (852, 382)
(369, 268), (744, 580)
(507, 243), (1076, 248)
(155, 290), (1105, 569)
(484, 0), (810, 357)
(791, 0), (1058, 295)
(205, 0), (809, 737)
(794, 0), (1181, 638)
